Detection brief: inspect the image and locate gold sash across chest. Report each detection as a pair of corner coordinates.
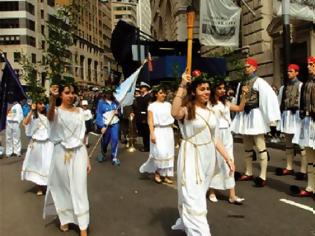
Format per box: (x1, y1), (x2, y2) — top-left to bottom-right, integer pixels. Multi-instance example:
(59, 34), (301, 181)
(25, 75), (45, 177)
(180, 108), (215, 186)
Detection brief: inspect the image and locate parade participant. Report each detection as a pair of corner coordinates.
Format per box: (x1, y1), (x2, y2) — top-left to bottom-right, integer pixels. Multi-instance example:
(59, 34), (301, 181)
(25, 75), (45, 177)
(21, 99), (53, 196)
(290, 56), (315, 197)
(171, 72), (235, 236)
(139, 85), (175, 184)
(81, 100), (93, 146)
(231, 57), (281, 187)
(0, 137), (3, 159)
(275, 64), (307, 179)
(208, 80), (248, 204)
(95, 87), (121, 166)
(44, 84), (91, 236)
(6, 101), (23, 157)
(133, 82), (151, 152)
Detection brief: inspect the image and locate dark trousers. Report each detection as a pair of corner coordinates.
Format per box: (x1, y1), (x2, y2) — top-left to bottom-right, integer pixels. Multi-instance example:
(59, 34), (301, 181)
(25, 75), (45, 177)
(136, 122), (150, 150)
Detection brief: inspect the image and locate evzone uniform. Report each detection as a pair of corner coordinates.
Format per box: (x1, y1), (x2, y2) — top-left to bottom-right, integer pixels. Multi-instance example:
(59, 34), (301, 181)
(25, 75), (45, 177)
(6, 102), (23, 157)
(139, 101), (175, 177)
(291, 56), (315, 197)
(21, 113), (53, 186)
(44, 108), (90, 230)
(276, 64), (307, 179)
(231, 58), (281, 187)
(172, 106), (219, 236)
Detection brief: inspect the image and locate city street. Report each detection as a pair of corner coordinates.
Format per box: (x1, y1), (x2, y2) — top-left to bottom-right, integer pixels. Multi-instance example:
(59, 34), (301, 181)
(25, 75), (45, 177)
(0, 132), (314, 236)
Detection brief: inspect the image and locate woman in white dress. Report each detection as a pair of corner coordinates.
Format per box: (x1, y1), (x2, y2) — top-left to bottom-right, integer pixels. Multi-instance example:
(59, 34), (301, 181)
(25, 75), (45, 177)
(171, 72), (235, 236)
(44, 84), (91, 236)
(21, 100), (53, 196)
(139, 86), (175, 184)
(208, 81), (248, 204)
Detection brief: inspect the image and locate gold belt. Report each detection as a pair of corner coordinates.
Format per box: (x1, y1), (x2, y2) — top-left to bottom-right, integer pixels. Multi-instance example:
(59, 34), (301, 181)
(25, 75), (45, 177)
(64, 149), (74, 164)
(181, 139), (212, 186)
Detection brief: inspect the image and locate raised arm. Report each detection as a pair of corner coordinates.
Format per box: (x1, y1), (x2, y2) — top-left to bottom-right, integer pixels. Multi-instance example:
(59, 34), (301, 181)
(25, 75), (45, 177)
(171, 72), (191, 120)
(23, 103), (36, 126)
(229, 85), (249, 112)
(47, 85), (59, 121)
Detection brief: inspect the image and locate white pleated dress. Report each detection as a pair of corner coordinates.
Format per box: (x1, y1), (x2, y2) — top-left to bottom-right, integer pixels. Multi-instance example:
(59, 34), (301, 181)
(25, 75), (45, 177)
(209, 102), (235, 190)
(139, 101), (175, 176)
(172, 106), (218, 236)
(21, 114), (53, 186)
(231, 77), (281, 135)
(44, 108), (89, 230)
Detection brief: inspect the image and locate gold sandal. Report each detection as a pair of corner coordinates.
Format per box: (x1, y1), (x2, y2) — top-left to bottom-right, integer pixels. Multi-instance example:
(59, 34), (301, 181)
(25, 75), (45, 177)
(60, 224), (69, 232)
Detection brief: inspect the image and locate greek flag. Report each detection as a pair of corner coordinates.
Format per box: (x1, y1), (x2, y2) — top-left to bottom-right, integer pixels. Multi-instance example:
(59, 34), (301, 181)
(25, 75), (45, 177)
(0, 54), (27, 131)
(114, 64), (143, 107)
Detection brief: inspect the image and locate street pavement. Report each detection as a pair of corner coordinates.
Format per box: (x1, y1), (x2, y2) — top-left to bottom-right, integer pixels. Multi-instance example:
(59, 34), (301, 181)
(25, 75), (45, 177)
(0, 131), (314, 236)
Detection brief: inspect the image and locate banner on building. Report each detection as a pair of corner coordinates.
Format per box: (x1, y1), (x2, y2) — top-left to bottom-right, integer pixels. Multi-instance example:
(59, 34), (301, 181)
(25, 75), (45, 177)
(273, 0), (315, 23)
(199, 0), (241, 47)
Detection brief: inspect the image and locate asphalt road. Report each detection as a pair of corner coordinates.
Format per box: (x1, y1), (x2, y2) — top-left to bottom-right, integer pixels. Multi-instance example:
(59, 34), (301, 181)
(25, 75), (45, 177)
(0, 132), (314, 236)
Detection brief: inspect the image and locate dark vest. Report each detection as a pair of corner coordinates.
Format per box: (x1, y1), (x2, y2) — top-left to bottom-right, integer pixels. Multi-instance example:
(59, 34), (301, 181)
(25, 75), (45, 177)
(280, 78), (301, 112)
(238, 76), (259, 114)
(300, 76), (315, 119)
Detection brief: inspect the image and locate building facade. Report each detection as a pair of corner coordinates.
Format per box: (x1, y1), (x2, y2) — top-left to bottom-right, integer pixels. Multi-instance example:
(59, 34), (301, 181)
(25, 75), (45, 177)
(0, 0), (56, 86)
(0, 0), (115, 88)
(57, 0), (114, 86)
(111, 0), (137, 30)
(137, 0), (151, 36)
(150, 0), (315, 86)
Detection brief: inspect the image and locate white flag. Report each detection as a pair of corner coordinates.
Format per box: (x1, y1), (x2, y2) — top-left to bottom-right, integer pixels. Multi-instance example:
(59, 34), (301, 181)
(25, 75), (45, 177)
(273, 0), (315, 23)
(114, 65), (143, 107)
(199, 0), (241, 47)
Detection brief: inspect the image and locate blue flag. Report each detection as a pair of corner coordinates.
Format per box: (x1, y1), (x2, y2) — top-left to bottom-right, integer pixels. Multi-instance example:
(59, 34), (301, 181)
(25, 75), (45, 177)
(0, 54), (27, 131)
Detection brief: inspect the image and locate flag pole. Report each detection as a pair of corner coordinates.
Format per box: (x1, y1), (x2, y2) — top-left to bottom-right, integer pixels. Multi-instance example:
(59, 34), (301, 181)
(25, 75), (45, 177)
(186, 6), (195, 75)
(88, 61), (147, 159)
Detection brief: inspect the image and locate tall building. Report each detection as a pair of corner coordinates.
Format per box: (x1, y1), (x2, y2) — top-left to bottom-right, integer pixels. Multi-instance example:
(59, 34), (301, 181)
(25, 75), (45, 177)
(110, 0), (137, 30)
(0, 0), (56, 86)
(57, 0), (114, 86)
(0, 0), (115, 88)
(137, 0), (151, 36)
(150, 0), (315, 86)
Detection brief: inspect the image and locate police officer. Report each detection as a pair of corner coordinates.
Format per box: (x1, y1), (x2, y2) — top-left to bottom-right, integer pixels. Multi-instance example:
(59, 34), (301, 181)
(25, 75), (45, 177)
(133, 82), (151, 152)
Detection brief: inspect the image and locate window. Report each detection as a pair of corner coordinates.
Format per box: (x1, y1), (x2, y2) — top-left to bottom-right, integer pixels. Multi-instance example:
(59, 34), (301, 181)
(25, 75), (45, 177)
(26, 19), (35, 31)
(41, 40), (45, 49)
(25, 3), (35, 15)
(0, 35), (20, 45)
(41, 25), (45, 35)
(31, 53), (36, 63)
(0, 19), (19, 28)
(41, 10), (44, 19)
(13, 52), (21, 62)
(0, 2), (18, 11)
(47, 0), (55, 7)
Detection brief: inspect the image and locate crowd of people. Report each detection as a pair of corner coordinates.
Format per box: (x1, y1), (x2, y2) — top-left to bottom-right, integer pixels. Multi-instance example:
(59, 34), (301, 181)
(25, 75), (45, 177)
(0, 56), (314, 236)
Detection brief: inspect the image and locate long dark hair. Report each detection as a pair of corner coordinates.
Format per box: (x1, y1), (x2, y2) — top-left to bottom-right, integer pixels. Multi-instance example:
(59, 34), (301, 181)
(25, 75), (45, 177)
(210, 80), (227, 106)
(183, 78), (211, 120)
(151, 86), (166, 102)
(56, 84), (78, 106)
